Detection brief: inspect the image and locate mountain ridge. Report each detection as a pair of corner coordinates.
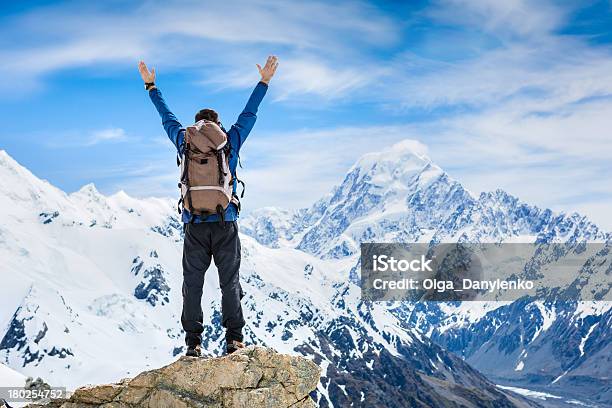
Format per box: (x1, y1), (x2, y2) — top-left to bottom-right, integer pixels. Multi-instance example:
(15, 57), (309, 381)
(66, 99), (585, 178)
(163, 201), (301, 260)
(242, 142), (607, 258)
(239, 141), (610, 406)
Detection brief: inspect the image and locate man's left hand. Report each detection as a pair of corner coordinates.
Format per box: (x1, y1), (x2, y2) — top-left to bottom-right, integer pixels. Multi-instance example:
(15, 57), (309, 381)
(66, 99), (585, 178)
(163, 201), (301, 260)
(257, 56), (279, 85)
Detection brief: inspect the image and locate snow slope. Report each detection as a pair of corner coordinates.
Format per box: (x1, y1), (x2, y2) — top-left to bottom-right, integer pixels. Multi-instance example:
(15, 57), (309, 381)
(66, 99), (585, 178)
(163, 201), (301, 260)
(0, 362), (25, 386)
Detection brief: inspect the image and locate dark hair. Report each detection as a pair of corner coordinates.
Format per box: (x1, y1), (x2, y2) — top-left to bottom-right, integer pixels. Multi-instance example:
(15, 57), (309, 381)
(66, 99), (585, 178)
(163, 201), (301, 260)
(195, 108), (219, 124)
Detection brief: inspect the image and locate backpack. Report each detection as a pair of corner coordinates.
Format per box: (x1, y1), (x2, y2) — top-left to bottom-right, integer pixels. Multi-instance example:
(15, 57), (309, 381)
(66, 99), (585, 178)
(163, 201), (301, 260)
(178, 120), (240, 220)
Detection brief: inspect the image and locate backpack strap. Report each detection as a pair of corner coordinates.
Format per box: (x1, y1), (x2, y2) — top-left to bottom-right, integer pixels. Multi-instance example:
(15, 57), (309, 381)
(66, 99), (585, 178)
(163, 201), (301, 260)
(215, 149), (227, 185)
(224, 139), (246, 200)
(176, 152), (184, 215)
(177, 197), (183, 215)
(181, 143), (195, 220)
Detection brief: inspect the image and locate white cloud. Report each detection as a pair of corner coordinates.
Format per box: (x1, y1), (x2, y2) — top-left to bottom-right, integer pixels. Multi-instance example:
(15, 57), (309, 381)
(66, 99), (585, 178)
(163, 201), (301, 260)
(271, 58), (373, 100)
(427, 0), (567, 40)
(0, 0), (397, 99)
(368, 0), (611, 114)
(42, 127), (130, 148)
(87, 128), (128, 146)
(207, 57), (377, 101)
(373, 26), (612, 113)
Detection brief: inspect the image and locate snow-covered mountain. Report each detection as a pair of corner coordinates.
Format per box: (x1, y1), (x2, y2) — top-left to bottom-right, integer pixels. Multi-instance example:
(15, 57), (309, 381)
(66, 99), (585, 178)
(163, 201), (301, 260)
(0, 148), (540, 408)
(241, 141), (611, 407)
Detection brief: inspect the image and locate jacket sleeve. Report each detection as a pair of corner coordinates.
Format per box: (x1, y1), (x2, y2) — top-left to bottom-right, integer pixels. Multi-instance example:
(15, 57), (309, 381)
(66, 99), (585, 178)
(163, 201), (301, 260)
(227, 81), (268, 153)
(148, 88), (185, 152)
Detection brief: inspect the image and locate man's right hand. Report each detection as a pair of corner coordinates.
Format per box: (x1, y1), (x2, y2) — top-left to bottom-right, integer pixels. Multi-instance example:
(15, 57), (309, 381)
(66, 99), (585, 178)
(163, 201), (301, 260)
(138, 61), (156, 85)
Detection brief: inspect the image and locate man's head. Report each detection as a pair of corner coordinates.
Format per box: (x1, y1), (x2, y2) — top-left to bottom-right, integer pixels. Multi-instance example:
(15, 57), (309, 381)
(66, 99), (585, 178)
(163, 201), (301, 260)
(195, 109), (220, 125)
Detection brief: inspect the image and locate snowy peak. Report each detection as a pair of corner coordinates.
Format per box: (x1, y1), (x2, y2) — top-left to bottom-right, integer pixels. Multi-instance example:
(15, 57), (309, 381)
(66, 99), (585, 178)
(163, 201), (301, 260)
(0, 150), (75, 225)
(240, 141), (460, 254)
(339, 140), (446, 200)
(0, 150), (178, 231)
(0, 149), (28, 176)
(292, 141), (472, 256)
(329, 142), (456, 217)
(352, 139), (431, 171)
(0, 149), (49, 195)
(242, 138), (607, 258)
(74, 182), (101, 197)
(0, 150), (60, 196)
(432, 188), (607, 243)
(350, 140), (434, 187)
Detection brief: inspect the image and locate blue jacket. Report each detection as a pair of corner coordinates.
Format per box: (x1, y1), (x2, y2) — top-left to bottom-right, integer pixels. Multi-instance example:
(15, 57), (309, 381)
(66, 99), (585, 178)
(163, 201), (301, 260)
(149, 82), (268, 223)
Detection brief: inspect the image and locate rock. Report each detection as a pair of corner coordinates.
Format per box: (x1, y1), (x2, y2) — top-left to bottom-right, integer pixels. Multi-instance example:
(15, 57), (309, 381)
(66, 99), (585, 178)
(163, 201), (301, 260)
(70, 384), (123, 404)
(26, 346), (320, 408)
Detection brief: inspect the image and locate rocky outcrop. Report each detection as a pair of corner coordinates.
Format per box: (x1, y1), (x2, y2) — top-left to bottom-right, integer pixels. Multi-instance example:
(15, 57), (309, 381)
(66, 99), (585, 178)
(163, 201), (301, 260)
(27, 347), (320, 408)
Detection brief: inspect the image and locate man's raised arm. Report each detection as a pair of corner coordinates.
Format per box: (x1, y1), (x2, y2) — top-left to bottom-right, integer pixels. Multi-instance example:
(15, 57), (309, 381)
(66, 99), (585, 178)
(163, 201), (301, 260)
(138, 61), (185, 151)
(229, 56), (279, 152)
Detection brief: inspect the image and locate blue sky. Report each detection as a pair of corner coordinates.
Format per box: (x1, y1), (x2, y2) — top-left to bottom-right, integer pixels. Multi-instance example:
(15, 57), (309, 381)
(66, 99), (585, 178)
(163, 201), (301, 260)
(1, 0), (612, 228)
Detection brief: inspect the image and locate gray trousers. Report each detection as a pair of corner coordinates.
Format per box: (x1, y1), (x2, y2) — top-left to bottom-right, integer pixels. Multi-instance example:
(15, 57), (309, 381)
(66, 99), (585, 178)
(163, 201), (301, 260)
(181, 221), (245, 346)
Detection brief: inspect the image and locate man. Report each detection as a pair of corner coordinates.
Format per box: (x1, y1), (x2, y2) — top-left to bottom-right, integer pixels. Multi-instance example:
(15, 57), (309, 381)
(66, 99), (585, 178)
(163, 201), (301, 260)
(138, 56), (278, 356)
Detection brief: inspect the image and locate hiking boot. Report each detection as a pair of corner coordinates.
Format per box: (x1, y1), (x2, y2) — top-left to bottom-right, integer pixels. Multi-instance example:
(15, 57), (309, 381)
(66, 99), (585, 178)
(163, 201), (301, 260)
(226, 340), (245, 355)
(186, 344), (202, 357)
